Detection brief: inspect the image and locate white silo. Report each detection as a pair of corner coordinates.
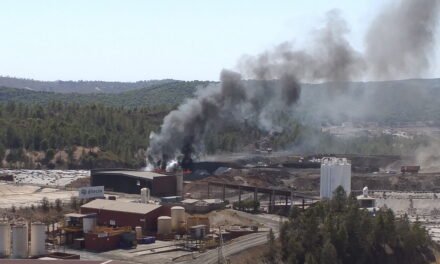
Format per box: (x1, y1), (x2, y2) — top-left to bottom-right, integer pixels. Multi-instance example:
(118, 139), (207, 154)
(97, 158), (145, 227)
(141, 188), (150, 203)
(320, 157), (351, 199)
(12, 224), (28, 259)
(0, 222), (11, 257)
(157, 216), (172, 235)
(30, 222), (46, 257)
(171, 206), (185, 231)
(83, 216), (96, 233)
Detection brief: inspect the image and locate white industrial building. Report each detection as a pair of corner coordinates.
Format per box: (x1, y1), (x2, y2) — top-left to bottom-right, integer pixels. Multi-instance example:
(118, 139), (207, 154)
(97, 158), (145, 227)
(320, 157), (351, 199)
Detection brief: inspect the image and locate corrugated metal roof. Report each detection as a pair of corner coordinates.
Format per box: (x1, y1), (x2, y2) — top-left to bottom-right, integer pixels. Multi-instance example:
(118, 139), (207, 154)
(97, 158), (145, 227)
(93, 170), (168, 180)
(81, 199), (162, 215)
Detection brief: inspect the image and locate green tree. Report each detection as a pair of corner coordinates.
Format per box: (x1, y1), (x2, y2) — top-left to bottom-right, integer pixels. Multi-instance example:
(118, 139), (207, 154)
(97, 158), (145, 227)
(55, 198), (62, 212)
(321, 240), (338, 264)
(263, 229), (279, 264)
(41, 197), (50, 212)
(45, 148), (55, 162)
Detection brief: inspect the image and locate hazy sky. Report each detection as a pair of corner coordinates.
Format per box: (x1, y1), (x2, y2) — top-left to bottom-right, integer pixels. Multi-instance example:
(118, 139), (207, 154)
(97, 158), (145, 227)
(0, 0), (436, 81)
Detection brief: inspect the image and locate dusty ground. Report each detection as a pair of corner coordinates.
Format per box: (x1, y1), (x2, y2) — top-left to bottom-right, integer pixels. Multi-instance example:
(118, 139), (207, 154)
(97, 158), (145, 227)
(0, 182), (77, 208)
(193, 210), (261, 228)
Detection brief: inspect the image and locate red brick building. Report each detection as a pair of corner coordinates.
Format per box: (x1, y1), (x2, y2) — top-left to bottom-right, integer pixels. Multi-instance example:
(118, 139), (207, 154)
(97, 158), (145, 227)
(80, 199), (170, 234)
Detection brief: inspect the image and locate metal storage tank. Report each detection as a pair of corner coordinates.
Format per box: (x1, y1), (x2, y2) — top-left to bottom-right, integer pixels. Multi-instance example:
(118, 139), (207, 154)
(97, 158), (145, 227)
(30, 222), (46, 257)
(171, 206), (185, 231)
(0, 222), (11, 257)
(135, 226), (143, 239)
(320, 157), (351, 199)
(12, 224), (28, 259)
(83, 215), (97, 233)
(157, 216), (172, 235)
(141, 188), (150, 203)
(189, 225), (206, 240)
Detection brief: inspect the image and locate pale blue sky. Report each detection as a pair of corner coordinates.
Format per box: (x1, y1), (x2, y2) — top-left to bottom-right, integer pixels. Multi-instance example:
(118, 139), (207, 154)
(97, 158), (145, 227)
(0, 0), (434, 82)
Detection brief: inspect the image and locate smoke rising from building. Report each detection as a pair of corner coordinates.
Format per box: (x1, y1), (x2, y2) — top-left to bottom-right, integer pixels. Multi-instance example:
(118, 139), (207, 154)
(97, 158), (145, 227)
(147, 69), (301, 166)
(147, 0), (440, 167)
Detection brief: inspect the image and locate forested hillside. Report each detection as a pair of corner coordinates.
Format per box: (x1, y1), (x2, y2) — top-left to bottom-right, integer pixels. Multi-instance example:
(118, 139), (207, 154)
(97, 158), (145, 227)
(0, 101), (286, 169)
(2, 78), (440, 123)
(2, 77), (440, 169)
(0, 80), (206, 108)
(0, 76), (177, 93)
(0, 102), (166, 169)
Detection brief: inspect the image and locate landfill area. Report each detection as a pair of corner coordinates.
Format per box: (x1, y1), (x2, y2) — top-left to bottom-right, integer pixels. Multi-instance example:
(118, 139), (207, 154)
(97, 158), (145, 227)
(0, 170), (89, 209)
(0, 169), (89, 186)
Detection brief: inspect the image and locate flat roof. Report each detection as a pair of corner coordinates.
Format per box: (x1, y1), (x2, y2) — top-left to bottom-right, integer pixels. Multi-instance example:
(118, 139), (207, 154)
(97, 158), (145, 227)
(182, 198), (199, 204)
(92, 170), (168, 180)
(65, 213), (87, 218)
(81, 199), (162, 215)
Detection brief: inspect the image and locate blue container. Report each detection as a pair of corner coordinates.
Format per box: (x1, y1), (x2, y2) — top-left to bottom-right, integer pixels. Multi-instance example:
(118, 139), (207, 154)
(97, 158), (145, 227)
(141, 236), (156, 244)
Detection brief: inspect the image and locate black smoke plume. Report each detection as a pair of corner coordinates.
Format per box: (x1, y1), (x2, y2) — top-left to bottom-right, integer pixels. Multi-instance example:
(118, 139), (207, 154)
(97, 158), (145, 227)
(147, 0), (439, 168)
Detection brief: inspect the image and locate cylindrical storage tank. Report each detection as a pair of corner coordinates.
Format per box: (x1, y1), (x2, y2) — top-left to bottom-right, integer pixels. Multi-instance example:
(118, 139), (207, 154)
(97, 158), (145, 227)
(83, 216), (96, 233)
(0, 222), (11, 257)
(12, 224), (28, 259)
(157, 216), (172, 235)
(141, 188), (150, 203)
(30, 222), (46, 257)
(135, 226), (143, 239)
(171, 206), (185, 231)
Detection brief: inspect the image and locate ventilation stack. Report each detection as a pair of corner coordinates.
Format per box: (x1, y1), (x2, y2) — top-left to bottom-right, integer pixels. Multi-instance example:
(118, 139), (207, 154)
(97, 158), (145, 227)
(176, 173), (183, 197)
(141, 188), (150, 203)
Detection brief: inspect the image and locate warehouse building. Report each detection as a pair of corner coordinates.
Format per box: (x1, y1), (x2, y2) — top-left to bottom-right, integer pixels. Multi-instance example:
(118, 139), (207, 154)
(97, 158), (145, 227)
(80, 199), (170, 233)
(91, 169), (180, 197)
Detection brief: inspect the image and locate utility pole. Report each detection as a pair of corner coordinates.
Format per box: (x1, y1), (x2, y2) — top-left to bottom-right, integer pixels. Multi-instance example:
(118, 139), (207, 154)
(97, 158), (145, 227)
(218, 226), (226, 264)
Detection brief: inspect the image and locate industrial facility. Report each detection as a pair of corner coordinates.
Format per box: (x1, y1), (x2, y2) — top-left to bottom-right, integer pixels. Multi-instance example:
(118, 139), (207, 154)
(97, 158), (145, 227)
(2, 152), (439, 262)
(90, 169), (183, 197)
